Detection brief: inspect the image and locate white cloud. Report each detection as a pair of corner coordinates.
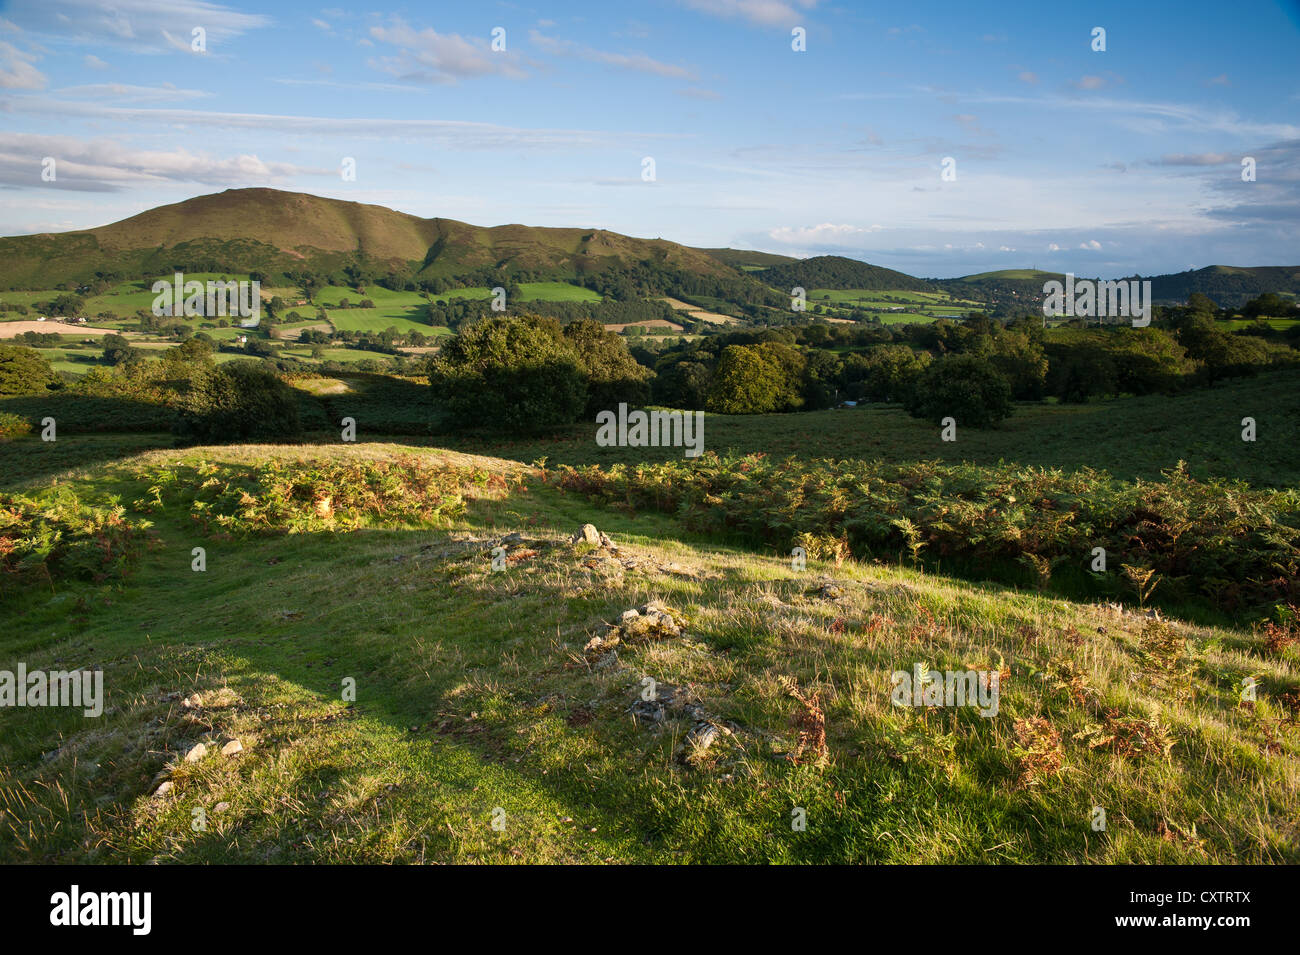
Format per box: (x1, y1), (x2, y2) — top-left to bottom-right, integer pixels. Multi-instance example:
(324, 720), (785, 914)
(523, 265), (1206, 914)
(368, 18), (525, 84)
(3, 0), (269, 52)
(680, 0), (819, 28)
(767, 222), (882, 244)
(54, 82), (210, 103)
(0, 40), (44, 90)
(0, 131), (324, 190)
(5, 97), (669, 151)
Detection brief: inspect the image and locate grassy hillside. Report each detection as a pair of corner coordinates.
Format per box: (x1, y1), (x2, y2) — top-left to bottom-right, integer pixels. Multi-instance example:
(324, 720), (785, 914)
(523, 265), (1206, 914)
(0, 189), (739, 289)
(758, 255), (935, 293)
(956, 269), (1064, 283)
(2, 442), (1296, 863)
(700, 248), (801, 270)
(1146, 265), (1300, 306)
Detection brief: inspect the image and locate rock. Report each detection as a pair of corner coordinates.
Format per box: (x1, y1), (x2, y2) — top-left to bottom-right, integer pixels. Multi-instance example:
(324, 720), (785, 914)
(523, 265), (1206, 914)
(572, 524), (613, 548)
(153, 781), (174, 799)
(629, 699), (666, 724)
(183, 743), (207, 763)
(214, 802), (231, 813)
(689, 724), (721, 751)
(220, 739), (244, 757)
(181, 694), (202, 709)
(620, 609), (641, 622)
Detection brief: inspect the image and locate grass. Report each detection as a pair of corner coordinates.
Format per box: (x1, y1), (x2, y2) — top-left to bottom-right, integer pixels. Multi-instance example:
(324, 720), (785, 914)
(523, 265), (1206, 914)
(322, 307), (439, 336)
(518, 282), (602, 302)
(1, 441), (1296, 863)
(450, 369), (1300, 489)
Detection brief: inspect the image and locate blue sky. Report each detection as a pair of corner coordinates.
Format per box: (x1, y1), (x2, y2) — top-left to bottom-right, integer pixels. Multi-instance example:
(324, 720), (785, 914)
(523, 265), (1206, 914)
(0, 0), (1296, 278)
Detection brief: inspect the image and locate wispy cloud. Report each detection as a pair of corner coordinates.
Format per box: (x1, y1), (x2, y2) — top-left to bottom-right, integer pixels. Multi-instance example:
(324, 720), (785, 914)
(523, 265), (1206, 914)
(4, 98), (674, 150)
(3, 0), (269, 52)
(530, 30), (695, 79)
(0, 131), (322, 191)
(680, 0), (818, 28)
(53, 82), (210, 103)
(367, 17), (525, 84)
(0, 40), (44, 89)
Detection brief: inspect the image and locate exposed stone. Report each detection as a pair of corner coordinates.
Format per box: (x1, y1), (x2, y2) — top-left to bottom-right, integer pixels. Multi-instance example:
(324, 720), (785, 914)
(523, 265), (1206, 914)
(183, 742), (207, 763)
(153, 781), (174, 799)
(572, 524), (614, 548)
(220, 739), (244, 757)
(214, 802), (231, 813)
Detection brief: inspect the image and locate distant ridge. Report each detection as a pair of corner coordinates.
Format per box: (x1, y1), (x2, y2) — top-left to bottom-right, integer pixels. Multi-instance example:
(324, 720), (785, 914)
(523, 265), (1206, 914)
(0, 188), (737, 289)
(756, 255), (934, 292)
(0, 189), (1295, 307)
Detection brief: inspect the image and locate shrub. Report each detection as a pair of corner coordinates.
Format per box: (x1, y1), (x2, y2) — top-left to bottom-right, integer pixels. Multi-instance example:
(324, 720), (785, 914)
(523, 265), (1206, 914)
(0, 344), (58, 397)
(905, 353), (1013, 428)
(0, 489), (150, 590)
(172, 361), (302, 444)
(0, 411), (32, 441)
(557, 454), (1300, 615)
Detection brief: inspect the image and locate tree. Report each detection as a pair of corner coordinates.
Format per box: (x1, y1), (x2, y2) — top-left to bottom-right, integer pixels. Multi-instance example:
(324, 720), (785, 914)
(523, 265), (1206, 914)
(988, 329), (1048, 400)
(905, 353), (1013, 428)
(172, 361), (301, 443)
(47, 293), (84, 317)
(706, 344), (787, 414)
(0, 345), (58, 396)
(1047, 348), (1118, 402)
(161, 336), (214, 366)
(427, 316), (587, 434)
(653, 359), (711, 408)
(561, 318), (653, 415)
(853, 345), (931, 403)
(101, 333), (141, 367)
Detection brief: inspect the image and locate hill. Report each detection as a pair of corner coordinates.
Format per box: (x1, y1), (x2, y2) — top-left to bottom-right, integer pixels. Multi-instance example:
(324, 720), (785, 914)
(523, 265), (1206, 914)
(699, 248), (800, 270)
(2, 439), (1297, 863)
(756, 255), (935, 292)
(954, 269), (1065, 283)
(1140, 265), (1300, 306)
(0, 188), (739, 289)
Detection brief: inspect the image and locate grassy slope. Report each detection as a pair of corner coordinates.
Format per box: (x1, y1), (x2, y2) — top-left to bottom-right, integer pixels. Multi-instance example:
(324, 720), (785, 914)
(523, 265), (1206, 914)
(449, 369), (1300, 490)
(0, 189), (739, 288)
(2, 442), (1296, 864)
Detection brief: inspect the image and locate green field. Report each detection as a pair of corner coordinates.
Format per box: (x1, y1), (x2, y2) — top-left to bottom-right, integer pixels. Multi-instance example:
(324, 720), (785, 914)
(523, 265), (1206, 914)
(324, 308), (443, 335)
(519, 282), (602, 302)
(430, 282), (600, 304)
